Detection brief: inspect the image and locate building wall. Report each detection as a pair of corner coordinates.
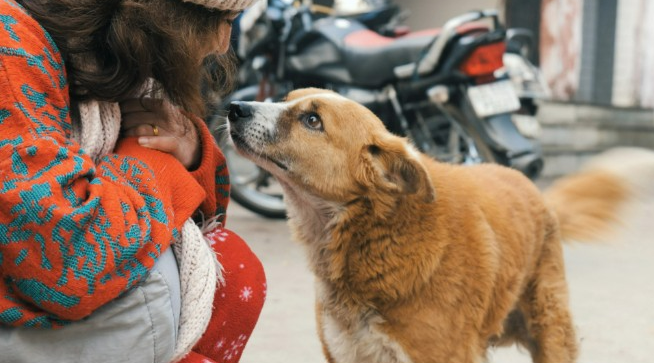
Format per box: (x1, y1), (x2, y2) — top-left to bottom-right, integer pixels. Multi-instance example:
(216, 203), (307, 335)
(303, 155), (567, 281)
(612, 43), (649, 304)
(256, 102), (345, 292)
(538, 0), (654, 109)
(576, 0), (617, 105)
(612, 0), (654, 108)
(539, 0), (583, 101)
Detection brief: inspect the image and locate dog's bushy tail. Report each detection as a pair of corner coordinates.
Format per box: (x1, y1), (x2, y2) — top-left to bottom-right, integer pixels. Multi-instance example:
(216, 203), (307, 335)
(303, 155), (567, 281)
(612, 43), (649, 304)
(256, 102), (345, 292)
(543, 147), (654, 243)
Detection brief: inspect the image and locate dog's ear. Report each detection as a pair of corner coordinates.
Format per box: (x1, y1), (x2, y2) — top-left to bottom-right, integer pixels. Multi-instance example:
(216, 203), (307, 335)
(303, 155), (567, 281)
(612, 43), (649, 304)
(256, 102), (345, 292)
(357, 138), (435, 203)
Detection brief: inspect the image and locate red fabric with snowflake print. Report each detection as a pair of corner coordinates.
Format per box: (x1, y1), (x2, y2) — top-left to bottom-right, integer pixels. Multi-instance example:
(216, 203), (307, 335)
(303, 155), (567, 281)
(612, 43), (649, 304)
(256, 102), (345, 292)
(179, 228), (267, 363)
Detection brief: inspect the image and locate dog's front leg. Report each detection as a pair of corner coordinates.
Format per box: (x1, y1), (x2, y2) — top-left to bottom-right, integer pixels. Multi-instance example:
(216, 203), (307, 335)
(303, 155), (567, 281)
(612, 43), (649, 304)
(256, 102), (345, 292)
(316, 301), (338, 363)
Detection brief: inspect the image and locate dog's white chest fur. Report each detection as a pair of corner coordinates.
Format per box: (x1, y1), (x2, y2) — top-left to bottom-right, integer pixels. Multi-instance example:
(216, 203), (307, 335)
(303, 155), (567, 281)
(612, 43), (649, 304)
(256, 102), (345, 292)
(317, 283), (414, 363)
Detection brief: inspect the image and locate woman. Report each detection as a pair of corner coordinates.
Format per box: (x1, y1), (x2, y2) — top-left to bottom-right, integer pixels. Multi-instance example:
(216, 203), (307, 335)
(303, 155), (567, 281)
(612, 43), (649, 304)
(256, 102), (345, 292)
(0, 0), (265, 362)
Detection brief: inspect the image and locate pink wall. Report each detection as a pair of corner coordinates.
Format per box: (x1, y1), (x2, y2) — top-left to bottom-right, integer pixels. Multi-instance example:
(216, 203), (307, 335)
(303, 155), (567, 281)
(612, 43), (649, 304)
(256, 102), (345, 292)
(539, 0), (582, 101)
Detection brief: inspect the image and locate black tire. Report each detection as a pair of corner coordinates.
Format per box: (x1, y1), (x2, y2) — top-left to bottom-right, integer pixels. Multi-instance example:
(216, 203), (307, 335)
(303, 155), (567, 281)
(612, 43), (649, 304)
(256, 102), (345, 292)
(211, 86), (288, 219)
(220, 140), (287, 219)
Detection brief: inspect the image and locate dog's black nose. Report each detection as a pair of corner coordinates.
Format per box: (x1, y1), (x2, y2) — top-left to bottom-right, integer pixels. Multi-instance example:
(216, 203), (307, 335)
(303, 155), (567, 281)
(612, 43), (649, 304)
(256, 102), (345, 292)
(228, 101), (253, 122)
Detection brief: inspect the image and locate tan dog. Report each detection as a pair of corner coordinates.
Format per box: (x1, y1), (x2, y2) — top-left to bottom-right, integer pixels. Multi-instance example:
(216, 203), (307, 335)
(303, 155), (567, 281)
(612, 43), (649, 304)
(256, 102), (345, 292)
(227, 88), (646, 363)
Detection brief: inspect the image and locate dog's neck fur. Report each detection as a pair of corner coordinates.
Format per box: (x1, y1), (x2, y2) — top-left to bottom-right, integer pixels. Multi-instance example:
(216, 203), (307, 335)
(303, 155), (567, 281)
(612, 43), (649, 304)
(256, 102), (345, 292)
(284, 182), (439, 312)
(281, 180), (342, 245)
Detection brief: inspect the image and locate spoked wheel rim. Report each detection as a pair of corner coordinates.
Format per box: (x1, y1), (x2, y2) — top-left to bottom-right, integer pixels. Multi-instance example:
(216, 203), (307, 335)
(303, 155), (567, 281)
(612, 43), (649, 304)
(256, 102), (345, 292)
(222, 140), (287, 218)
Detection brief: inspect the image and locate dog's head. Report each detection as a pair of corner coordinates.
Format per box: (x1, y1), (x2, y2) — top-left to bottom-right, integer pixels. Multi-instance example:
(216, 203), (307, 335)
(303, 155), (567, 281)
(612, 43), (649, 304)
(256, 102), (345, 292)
(228, 88), (434, 207)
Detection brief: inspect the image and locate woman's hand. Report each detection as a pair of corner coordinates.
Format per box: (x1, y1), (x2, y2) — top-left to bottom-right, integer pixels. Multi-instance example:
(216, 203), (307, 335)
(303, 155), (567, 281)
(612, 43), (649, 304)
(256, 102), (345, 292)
(120, 98), (202, 170)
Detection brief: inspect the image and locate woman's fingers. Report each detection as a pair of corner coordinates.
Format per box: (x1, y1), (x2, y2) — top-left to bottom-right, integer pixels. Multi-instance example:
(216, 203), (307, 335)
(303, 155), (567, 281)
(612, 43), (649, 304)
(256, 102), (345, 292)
(122, 123), (159, 137)
(121, 110), (163, 131)
(138, 135), (197, 169)
(119, 98), (201, 169)
(120, 98), (185, 135)
(138, 135), (178, 153)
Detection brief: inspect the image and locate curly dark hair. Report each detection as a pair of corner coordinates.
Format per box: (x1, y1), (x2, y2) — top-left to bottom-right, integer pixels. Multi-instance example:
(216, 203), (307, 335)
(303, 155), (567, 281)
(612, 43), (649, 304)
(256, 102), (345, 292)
(17, 0), (238, 117)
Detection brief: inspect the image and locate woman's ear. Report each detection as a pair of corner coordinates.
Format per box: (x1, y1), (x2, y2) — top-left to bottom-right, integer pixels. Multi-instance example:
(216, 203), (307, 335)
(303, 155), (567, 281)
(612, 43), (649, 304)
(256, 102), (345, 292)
(357, 137), (435, 203)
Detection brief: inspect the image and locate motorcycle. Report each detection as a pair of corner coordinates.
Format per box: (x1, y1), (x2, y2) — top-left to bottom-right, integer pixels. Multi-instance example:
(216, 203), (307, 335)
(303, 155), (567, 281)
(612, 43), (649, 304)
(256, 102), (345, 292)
(210, 0), (544, 218)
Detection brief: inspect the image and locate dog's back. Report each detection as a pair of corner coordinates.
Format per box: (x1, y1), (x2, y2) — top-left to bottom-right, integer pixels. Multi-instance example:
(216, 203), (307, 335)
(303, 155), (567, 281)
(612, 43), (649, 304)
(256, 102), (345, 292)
(310, 147), (574, 362)
(335, 155), (574, 362)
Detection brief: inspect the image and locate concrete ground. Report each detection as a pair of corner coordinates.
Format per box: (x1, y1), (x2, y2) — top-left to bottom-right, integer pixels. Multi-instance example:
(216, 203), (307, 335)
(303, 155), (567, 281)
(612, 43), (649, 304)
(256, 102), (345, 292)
(228, 185), (654, 363)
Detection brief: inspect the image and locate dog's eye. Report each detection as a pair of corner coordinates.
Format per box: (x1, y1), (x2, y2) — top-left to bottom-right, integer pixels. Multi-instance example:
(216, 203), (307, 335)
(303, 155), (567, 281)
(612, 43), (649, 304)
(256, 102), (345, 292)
(303, 113), (323, 131)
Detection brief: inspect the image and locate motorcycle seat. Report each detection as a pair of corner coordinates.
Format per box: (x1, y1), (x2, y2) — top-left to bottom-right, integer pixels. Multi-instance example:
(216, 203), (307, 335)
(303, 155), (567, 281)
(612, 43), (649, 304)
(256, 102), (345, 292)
(342, 23), (489, 87)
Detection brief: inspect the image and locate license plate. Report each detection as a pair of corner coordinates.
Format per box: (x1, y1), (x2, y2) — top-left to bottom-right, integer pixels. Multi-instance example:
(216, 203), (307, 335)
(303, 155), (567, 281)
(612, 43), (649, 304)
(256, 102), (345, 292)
(467, 80), (520, 118)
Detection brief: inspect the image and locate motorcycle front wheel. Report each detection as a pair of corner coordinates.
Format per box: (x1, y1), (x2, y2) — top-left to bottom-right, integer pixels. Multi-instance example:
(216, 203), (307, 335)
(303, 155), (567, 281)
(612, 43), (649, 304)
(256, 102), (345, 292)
(221, 139), (287, 219)
(210, 86), (288, 219)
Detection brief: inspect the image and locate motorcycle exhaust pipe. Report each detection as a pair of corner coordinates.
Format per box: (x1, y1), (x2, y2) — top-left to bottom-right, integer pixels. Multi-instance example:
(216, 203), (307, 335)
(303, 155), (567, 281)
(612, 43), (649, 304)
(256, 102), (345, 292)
(509, 152), (544, 180)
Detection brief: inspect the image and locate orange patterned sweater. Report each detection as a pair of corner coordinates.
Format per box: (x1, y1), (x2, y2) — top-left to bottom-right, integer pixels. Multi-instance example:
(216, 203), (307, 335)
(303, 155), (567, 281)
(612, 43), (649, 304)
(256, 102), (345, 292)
(0, 0), (230, 328)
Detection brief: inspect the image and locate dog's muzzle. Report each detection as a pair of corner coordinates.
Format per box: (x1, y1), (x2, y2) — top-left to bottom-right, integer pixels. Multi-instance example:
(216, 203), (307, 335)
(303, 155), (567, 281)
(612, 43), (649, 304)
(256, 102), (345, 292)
(228, 101), (253, 122)
(227, 100), (254, 146)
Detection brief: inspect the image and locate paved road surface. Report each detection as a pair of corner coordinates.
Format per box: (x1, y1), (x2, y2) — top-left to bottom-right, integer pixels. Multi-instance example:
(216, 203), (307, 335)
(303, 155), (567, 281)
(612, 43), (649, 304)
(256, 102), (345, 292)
(228, 189), (654, 363)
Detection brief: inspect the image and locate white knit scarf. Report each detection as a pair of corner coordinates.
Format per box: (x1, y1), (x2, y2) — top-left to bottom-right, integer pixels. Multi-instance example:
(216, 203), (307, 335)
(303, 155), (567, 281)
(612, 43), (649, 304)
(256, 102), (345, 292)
(74, 100), (223, 362)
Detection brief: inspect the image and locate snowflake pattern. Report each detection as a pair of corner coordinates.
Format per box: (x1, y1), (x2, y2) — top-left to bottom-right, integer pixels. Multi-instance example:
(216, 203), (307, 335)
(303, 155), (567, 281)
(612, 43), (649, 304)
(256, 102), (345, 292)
(206, 229), (229, 245)
(192, 227), (265, 362)
(239, 286), (253, 302)
(222, 334), (248, 362)
(215, 338), (225, 350)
